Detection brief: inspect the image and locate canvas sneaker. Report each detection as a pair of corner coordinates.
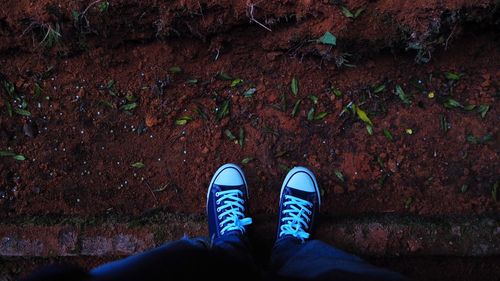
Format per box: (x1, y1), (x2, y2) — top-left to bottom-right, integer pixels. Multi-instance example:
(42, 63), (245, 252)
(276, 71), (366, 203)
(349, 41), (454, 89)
(207, 163), (252, 239)
(276, 166), (321, 242)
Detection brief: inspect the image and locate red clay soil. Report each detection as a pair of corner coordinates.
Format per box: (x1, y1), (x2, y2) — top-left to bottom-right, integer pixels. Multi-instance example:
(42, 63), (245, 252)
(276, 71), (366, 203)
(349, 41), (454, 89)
(0, 0), (499, 219)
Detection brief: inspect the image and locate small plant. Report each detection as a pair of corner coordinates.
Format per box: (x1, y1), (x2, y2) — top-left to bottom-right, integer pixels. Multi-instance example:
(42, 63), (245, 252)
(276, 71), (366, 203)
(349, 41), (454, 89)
(243, 88), (256, 97)
(334, 170), (345, 183)
(0, 151), (25, 161)
(445, 71), (463, 81)
(466, 133), (493, 144)
(383, 129), (393, 142)
(120, 102), (137, 111)
(98, 1), (110, 13)
(372, 84), (385, 94)
(395, 85), (411, 105)
(443, 98), (463, 109)
(230, 79), (243, 88)
(215, 100), (230, 121)
(216, 72), (233, 81)
(131, 162), (145, 169)
(241, 157), (254, 164)
(175, 116), (192, 126)
(340, 6), (364, 19)
(291, 77), (299, 97)
(168, 66), (182, 74)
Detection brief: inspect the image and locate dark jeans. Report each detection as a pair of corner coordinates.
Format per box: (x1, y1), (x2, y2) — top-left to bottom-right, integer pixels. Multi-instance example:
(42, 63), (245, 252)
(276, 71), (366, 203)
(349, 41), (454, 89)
(22, 235), (410, 281)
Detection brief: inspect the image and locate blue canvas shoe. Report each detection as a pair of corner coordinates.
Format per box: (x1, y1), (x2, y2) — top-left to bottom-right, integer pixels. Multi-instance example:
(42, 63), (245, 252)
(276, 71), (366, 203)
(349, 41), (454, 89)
(207, 163), (252, 239)
(276, 166), (321, 242)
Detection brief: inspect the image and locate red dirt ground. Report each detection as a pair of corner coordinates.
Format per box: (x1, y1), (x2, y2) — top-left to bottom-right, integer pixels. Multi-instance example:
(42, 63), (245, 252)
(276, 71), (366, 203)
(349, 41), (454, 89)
(1, 1), (499, 280)
(1, 0), (498, 219)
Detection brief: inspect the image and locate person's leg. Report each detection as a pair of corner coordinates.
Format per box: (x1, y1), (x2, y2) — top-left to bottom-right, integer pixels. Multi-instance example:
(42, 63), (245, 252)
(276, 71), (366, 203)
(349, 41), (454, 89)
(23, 164), (260, 281)
(89, 235), (259, 281)
(271, 238), (410, 281)
(89, 163), (259, 281)
(269, 166), (410, 281)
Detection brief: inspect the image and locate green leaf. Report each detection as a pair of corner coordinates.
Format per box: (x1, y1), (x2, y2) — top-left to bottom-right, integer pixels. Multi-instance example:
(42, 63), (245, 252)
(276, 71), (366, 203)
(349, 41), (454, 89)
(106, 79), (115, 89)
(14, 108), (31, 116)
(373, 84), (385, 94)
(309, 95), (318, 104)
(395, 85), (411, 105)
(383, 129), (393, 141)
(440, 114), (450, 133)
(230, 79), (243, 88)
(239, 127), (245, 148)
(168, 66), (182, 74)
(466, 134), (477, 144)
(493, 182), (498, 202)
(98, 1), (109, 12)
(443, 98), (463, 109)
(341, 6), (354, 18)
(34, 83), (43, 98)
(6, 101), (12, 116)
(13, 155), (26, 161)
(216, 100), (230, 121)
(366, 124), (373, 135)
(331, 87), (342, 97)
(99, 99), (115, 109)
(72, 10), (80, 21)
(125, 92), (137, 102)
(217, 72), (233, 81)
(241, 157), (253, 164)
(317, 31), (337, 45)
(334, 170), (345, 183)
(354, 7), (365, 18)
(404, 197), (413, 209)
(307, 107), (315, 121)
(131, 162), (145, 168)
(464, 104), (476, 111)
(354, 105), (373, 126)
(0, 151), (16, 157)
(460, 184), (469, 193)
(186, 79), (198, 85)
(291, 100), (301, 117)
(445, 72), (462, 81)
(480, 133), (494, 143)
(120, 102), (137, 111)
(314, 112), (328, 121)
(3, 81), (15, 95)
(195, 106), (207, 120)
(243, 88), (256, 97)
(291, 77), (299, 96)
(225, 129), (236, 141)
(175, 116), (192, 126)
(477, 104), (490, 118)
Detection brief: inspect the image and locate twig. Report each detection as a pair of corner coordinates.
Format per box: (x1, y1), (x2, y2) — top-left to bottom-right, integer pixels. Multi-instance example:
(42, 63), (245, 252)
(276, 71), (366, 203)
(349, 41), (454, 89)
(143, 180), (158, 206)
(444, 23), (457, 51)
(82, 0), (102, 16)
(246, 3), (272, 32)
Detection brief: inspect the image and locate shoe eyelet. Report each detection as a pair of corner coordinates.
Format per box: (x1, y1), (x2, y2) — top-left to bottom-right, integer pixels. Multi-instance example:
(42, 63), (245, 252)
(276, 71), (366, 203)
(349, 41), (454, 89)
(218, 215), (222, 219)
(215, 192), (220, 197)
(217, 207), (221, 212)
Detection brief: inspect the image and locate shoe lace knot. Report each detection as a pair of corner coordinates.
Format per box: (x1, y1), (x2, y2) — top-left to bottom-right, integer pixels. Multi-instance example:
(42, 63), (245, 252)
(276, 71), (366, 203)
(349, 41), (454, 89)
(216, 189), (252, 235)
(279, 195), (313, 241)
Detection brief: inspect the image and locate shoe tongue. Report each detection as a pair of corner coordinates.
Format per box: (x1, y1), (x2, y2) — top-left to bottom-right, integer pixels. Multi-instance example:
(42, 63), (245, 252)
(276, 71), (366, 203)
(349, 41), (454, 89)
(285, 187), (318, 206)
(217, 184), (244, 191)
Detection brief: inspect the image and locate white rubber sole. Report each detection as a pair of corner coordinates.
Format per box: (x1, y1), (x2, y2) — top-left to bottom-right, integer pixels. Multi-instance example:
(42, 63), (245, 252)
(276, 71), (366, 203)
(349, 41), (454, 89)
(206, 163), (248, 211)
(279, 166), (321, 209)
